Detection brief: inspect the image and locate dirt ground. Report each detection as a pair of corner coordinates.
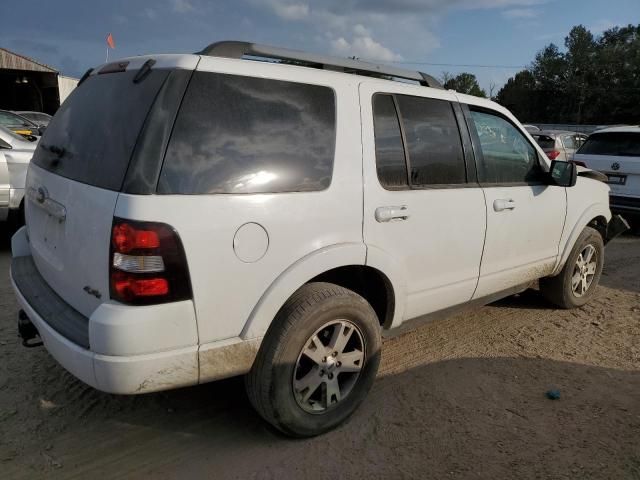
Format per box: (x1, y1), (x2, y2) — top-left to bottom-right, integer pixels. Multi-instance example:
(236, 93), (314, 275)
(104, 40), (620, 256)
(0, 231), (638, 480)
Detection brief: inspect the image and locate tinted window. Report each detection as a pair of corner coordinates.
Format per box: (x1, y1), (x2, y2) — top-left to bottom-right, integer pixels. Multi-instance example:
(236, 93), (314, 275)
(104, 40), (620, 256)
(396, 96), (466, 185)
(532, 135), (556, 150)
(577, 132), (640, 157)
(32, 70), (169, 191)
(373, 94), (407, 189)
(469, 110), (541, 184)
(159, 72), (335, 194)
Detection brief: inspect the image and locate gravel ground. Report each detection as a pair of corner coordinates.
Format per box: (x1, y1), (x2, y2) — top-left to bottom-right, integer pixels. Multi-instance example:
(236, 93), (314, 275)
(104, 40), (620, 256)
(0, 230), (638, 480)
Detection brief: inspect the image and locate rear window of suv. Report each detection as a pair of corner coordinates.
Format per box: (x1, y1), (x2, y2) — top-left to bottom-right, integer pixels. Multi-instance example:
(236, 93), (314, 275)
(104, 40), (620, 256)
(577, 132), (640, 157)
(532, 135), (555, 150)
(158, 72), (336, 194)
(32, 69), (170, 191)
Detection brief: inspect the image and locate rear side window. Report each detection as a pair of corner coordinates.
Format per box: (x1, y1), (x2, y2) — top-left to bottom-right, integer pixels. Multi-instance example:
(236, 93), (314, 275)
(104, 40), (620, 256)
(577, 132), (640, 157)
(158, 72), (336, 194)
(32, 70), (170, 191)
(372, 94), (408, 189)
(396, 95), (466, 186)
(372, 93), (466, 189)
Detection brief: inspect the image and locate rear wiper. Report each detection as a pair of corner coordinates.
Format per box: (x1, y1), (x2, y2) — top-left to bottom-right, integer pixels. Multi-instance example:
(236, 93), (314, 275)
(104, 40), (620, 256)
(133, 59), (156, 84)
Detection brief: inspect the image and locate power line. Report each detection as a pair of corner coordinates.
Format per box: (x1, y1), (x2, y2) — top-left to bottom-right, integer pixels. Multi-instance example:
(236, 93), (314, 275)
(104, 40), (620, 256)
(387, 61), (529, 69)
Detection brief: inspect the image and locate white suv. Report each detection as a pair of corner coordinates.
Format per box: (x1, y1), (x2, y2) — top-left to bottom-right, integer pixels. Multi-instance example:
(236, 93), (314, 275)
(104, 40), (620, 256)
(573, 126), (640, 233)
(11, 42), (627, 437)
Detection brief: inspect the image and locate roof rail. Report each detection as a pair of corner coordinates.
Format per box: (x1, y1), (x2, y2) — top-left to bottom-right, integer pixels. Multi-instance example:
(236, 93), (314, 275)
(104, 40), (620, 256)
(197, 41), (443, 89)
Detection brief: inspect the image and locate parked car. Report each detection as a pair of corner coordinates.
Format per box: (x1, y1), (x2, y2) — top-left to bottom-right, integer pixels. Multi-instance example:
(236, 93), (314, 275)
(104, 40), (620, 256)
(0, 126), (37, 222)
(523, 124), (541, 133)
(14, 111), (52, 128)
(574, 126), (640, 232)
(10, 42), (627, 438)
(0, 110), (43, 137)
(531, 130), (588, 162)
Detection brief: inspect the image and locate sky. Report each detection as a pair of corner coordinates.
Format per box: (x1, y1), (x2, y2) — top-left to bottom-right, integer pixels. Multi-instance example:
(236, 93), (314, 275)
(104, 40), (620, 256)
(1, 0), (639, 92)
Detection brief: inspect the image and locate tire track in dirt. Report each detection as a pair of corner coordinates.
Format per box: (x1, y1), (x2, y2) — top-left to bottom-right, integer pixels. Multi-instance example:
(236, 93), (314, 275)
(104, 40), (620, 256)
(1, 236), (639, 479)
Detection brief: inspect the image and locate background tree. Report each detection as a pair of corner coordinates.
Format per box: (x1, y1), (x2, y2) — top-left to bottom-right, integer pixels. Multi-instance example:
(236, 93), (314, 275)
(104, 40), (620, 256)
(495, 23), (640, 124)
(443, 72), (487, 97)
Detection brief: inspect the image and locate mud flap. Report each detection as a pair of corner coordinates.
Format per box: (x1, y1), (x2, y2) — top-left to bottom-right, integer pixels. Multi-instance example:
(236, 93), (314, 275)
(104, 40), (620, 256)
(605, 215), (630, 244)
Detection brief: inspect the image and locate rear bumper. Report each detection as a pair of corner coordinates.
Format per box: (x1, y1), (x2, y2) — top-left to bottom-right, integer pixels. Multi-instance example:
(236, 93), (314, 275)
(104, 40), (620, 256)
(10, 226), (202, 394)
(12, 273), (199, 394)
(10, 226), (261, 393)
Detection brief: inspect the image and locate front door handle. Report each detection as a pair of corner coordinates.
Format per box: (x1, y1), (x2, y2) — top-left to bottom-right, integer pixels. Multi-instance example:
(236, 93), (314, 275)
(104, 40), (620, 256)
(493, 199), (516, 212)
(375, 205), (409, 223)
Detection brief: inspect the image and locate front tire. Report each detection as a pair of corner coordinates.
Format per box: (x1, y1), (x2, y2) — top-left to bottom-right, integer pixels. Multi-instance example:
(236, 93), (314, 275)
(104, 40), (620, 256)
(245, 282), (381, 437)
(540, 226), (604, 308)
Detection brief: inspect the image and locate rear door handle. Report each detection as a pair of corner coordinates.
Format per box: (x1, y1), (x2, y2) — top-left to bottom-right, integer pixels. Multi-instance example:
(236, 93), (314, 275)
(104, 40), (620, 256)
(493, 199), (516, 212)
(375, 205), (409, 223)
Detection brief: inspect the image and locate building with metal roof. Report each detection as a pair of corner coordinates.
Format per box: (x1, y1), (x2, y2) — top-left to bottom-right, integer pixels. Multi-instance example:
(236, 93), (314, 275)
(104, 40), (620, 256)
(0, 47), (77, 114)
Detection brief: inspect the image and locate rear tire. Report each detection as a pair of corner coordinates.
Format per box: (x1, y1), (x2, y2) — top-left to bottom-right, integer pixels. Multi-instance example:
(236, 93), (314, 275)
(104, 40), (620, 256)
(540, 226), (604, 309)
(245, 282), (381, 437)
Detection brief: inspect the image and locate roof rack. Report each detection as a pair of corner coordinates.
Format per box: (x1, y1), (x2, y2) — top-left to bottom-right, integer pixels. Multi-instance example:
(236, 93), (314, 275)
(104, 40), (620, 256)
(197, 41), (443, 89)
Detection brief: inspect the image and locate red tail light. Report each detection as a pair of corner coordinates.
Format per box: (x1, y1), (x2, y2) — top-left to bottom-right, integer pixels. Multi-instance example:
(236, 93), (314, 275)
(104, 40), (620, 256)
(112, 223), (160, 253)
(110, 218), (191, 305)
(547, 150), (561, 160)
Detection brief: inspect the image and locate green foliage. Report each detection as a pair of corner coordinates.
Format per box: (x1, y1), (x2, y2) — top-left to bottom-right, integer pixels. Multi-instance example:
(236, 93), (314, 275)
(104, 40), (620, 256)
(443, 72), (487, 98)
(496, 24), (640, 124)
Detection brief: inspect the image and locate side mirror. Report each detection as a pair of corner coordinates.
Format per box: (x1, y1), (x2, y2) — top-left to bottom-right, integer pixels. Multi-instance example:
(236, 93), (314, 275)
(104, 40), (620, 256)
(549, 160), (577, 187)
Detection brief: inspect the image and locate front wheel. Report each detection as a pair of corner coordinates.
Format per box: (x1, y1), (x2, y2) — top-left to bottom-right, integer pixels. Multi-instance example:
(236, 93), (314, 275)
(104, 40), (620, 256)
(540, 226), (604, 308)
(245, 282), (381, 437)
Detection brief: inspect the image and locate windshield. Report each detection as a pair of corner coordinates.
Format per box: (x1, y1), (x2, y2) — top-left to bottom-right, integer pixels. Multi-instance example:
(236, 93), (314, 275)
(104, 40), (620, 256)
(577, 132), (640, 157)
(0, 111), (34, 127)
(31, 69), (169, 191)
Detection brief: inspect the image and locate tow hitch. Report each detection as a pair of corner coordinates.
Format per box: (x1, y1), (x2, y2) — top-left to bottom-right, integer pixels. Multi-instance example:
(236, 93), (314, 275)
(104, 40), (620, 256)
(605, 215), (630, 244)
(18, 310), (43, 348)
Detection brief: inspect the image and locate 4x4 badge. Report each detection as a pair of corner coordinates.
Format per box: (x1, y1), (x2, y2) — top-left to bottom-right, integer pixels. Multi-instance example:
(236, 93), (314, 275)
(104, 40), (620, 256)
(83, 286), (102, 299)
(611, 162), (620, 171)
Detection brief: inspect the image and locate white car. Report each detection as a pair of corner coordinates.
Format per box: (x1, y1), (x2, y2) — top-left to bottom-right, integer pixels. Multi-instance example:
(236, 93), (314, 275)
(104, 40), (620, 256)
(574, 126), (640, 232)
(531, 130), (588, 162)
(0, 125), (37, 222)
(10, 42), (627, 437)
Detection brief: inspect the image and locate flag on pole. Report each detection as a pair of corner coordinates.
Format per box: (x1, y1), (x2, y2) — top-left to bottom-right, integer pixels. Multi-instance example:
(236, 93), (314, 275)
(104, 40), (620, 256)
(106, 33), (115, 49)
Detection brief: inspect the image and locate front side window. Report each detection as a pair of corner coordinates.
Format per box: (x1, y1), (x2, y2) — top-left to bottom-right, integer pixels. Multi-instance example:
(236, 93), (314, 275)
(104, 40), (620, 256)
(468, 109), (541, 184)
(159, 72), (336, 194)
